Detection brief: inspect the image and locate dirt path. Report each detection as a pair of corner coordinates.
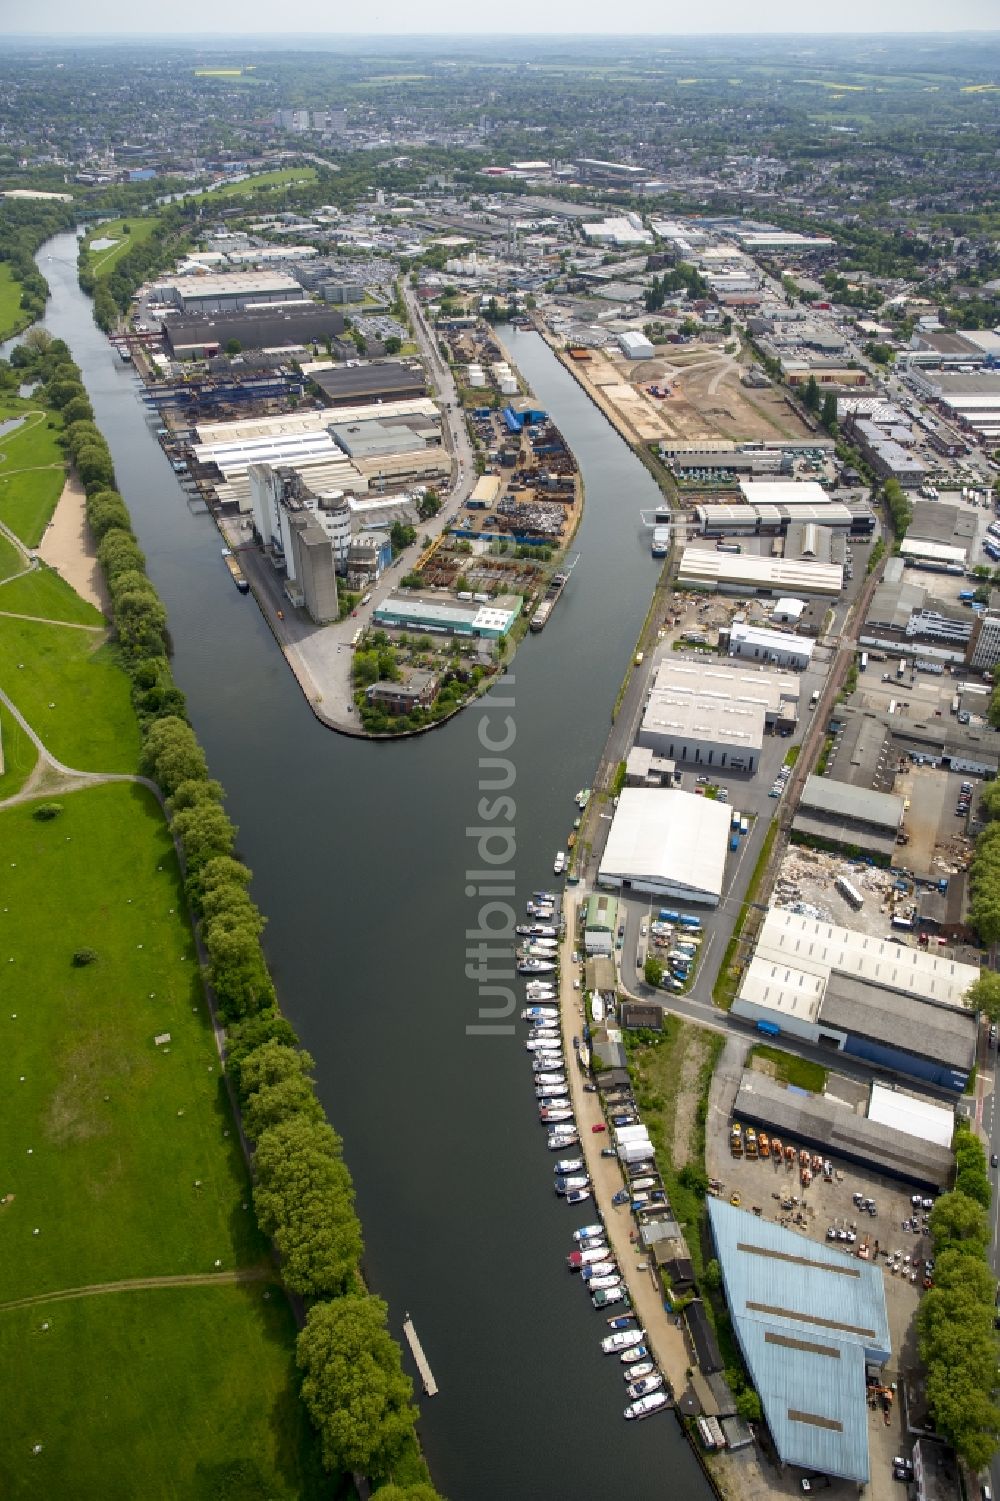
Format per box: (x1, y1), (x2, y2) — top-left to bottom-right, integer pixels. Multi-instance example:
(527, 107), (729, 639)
(0, 1265), (272, 1314)
(0, 607), (104, 631)
(0, 685), (162, 810)
(38, 469), (109, 613)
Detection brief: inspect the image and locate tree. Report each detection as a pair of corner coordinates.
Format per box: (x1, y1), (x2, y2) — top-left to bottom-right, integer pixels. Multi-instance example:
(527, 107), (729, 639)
(204, 920), (274, 1019)
(225, 1010), (300, 1093)
(88, 490), (133, 541)
(225, 339), (242, 356)
(383, 335), (402, 355)
(735, 1389), (762, 1423)
(254, 1118), (362, 1297)
(821, 391), (838, 431)
(169, 777), (224, 814)
(644, 955), (663, 987)
(171, 803), (236, 872)
(62, 394), (94, 426)
(243, 1074), (324, 1142)
(964, 971), (1000, 1022)
(928, 1191), (990, 1255)
(702, 1258), (721, 1291)
(142, 716), (207, 795)
(296, 1295), (417, 1477)
(803, 374), (821, 412)
(76, 443), (115, 491)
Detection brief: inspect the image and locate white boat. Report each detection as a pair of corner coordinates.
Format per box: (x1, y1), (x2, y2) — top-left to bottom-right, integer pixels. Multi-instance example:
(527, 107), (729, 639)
(580, 1262), (617, 1280)
(578, 1043), (590, 1070)
(565, 1188), (591, 1206)
(554, 1157), (584, 1174)
(574, 1223), (603, 1242)
(624, 1391), (669, 1421)
(629, 1177), (657, 1191)
(535, 1074), (567, 1089)
(522, 1006), (559, 1022)
(602, 1328), (645, 1354)
(553, 851), (567, 875)
(532, 1054), (563, 1069)
(540, 1106), (574, 1123)
(526, 938), (558, 951)
(517, 923), (558, 938)
(518, 960), (556, 975)
(566, 1245), (608, 1269)
(621, 1344), (649, 1365)
(590, 994), (605, 1024)
(548, 1137), (579, 1153)
(587, 1273), (622, 1292)
(538, 1091), (570, 1106)
(575, 788), (591, 809)
(626, 1374), (664, 1401)
(524, 983), (556, 996)
(592, 1285), (628, 1308)
(526, 1036), (560, 1052)
(623, 1361), (655, 1382)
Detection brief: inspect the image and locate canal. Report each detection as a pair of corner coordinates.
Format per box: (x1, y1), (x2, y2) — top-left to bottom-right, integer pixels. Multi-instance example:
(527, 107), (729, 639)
(29, 237), (713, 1501)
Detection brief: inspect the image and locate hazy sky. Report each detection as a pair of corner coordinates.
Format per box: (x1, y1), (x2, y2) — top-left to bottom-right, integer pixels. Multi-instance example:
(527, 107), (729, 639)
(4, 0), (999, 35)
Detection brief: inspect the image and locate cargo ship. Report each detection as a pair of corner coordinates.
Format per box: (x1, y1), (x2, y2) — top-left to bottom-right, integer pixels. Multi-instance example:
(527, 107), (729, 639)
(221, 546), (250, 594)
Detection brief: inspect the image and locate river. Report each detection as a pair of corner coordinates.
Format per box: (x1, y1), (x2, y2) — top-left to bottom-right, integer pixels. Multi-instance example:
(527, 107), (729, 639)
(27, 234), (713, 1501)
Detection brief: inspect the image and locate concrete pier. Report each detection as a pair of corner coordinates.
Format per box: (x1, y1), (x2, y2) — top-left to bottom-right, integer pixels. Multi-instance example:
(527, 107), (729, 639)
(403, 1313), (438, 1397)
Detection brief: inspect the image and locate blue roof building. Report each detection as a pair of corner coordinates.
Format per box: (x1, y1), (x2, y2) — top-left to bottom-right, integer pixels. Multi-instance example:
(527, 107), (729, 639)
(707, 1197), (890, 1484)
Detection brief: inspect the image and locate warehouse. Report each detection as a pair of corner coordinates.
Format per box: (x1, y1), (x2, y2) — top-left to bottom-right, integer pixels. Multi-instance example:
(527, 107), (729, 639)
(791, 774), (904, 859)
(650, 660), (800, 726)
(155, 271), (306, 315)
(584, 892), (618, 955)
(899, 537), (968, 573)
(707, 1197), (889, 1486)
(312, 361), (427, 406)
(163, 303), (346, 358)
(597, 787), (731, 906)
(738, 479), (829, 508)
(638, 660), (799, 773)
(732, 908), (979, 1092)
(695, 500), (858, 536)
(677, 547), (843, 597)
(617, 329), (655, 360)
(727, 620), (814, 671)
(373, 592), (522, 640)
(833, 704), (999, 779)
(732, 1073), (952, 1190)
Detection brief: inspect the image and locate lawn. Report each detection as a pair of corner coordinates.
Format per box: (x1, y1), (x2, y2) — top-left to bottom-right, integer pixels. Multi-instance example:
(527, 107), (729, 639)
(0, 262), (27, 342)
(747, 1044), (827, 1094)
(0, 701), (38, 800)
(0, 409), (66, 547)
(0, 783), (270, 1302)
(0, 616), (139, 772)
(0, 565), (105, 627)
(194, 167), (318, 201)
(0, 527), (26, 581)
(0, 1284), (326, 1500)
(81, 217), (161, 280)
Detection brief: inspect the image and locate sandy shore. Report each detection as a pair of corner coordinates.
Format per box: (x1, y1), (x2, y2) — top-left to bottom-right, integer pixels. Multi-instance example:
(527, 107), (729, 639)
(38, 472), (109, 614)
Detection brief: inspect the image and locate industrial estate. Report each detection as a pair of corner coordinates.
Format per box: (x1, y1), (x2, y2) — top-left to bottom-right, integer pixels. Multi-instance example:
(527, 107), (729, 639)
(1, 28), (1000, 1501)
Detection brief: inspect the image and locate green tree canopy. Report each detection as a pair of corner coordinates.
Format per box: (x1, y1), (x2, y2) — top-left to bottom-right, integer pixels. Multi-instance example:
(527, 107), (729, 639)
(141, 715), (208, 795)
(254, 1118), (362, 1298)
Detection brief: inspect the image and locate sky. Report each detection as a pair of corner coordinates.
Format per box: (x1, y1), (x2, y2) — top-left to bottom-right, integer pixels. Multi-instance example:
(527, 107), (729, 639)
(3, 1), (999, 35)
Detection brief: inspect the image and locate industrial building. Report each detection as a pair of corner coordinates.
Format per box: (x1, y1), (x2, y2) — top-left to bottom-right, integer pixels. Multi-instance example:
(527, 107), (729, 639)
(638, 660), (800, 774)
(707, 1197), (890, 1486)
(617, 330), (655, 360)
(311, 361), (427, 406)
(969, 612), (1000, 673)
(833, 704), (999, 779)
(908, 367), (1000, 443)
(860, 568), (973, 664)
(162, 303), (346, 359)
(584, 892), (619, 956)
(247, 465), (341, 623)
(727, 620), (814, 671)
(597, 787), (731, 906)
(677, 547), (843, 598)
(732, 908), (980, 1092)
(624, 744), (676, 787)
(732, 1073), (953, 1190)
(694, 499), (873, 539)
(372, 592), (522, 640)
(899, 537), (968, 573)
(155, 271), (306, 316)
(791, 774), (904, 860)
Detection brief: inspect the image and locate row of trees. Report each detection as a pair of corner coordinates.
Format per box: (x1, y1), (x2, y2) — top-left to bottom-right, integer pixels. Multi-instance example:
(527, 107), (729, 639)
(29, 334), (440, 1497)
(917, 1130), (1000, 1471)
(0, 197), (77, 334)
(882, 478), (913, 540)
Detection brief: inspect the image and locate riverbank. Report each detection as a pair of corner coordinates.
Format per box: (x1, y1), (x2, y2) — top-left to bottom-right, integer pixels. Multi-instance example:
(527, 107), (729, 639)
(38, 469), (109, 613)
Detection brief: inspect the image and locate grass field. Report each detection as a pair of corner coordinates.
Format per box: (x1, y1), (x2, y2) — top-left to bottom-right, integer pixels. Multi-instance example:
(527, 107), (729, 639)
(0, 784), (271, 1299)
(0, 1284), (325, 1500)
(0, 263), (27, 341)
(195, 167), (318, 201)
(0, 408), (66, 547)
(0, 701), (38, 800)
(0, 615), (139, 772)
(0, 566), (104, 626)
(81, 217), (160, 280)
(747, 1044), (827, 1094)
(0, 528), (26, 581)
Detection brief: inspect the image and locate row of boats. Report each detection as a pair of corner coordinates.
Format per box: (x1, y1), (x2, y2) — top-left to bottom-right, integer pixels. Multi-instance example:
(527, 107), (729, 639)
(518, 885), (669, 1423)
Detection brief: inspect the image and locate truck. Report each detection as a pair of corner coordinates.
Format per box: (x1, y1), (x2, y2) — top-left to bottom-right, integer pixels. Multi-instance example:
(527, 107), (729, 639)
(731, 808), (741, 829)
(678, 914), (702, 930)
(809, 689), (820, 709)
(730, 834), (740, 852)
(756, 1020), (781, 1038)
(739, 817), (749, 836)
(835, 875), (864, 910)
(658, 908), (681, 924)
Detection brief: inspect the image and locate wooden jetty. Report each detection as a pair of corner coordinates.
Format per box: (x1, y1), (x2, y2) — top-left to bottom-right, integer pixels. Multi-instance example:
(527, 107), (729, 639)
(402, 1313), (438, 1397)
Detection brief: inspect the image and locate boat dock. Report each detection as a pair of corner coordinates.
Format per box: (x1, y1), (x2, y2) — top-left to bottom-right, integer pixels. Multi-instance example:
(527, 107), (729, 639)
(403, 1313), (438, 1396)
(531, 553), (579, 632)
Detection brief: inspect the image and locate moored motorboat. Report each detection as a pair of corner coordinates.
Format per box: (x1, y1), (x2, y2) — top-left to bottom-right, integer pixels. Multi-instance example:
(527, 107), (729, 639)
(574, 1223), (604, 1242)
(621, 1344), (649, 1365)
(553, 851), (567, 876)
(607, 1315), (637, 1330)
(539, 1106), (574, 1123)
(553, 1157), (584, 1175)
(576, 788), (591, 809)
(547, 1134), (579, 1151)
(602, 1329), (646, 1354)
(624, 1391), (669, 1421)
(626, 1373), (664, 1400)
(566, 1245), (609, 1270)
(565, 1187), (591, 1205)
(522, 1007), (559, 1022)
(526, 1033), (560, 1050)
(623, 1361), (655, 1382)
(579, 1262), (617, 1281)
(586, 1273), (622, 1292)
(518, 959), (556, 974)
(591, 1284), (627, 1307)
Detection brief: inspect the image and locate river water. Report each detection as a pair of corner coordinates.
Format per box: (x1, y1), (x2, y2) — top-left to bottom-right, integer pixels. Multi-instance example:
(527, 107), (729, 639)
(27, 235), (712, 1501)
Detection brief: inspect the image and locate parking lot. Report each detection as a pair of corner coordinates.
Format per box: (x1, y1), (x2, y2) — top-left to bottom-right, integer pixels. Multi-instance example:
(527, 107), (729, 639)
(706, 1113), (932, 1501)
